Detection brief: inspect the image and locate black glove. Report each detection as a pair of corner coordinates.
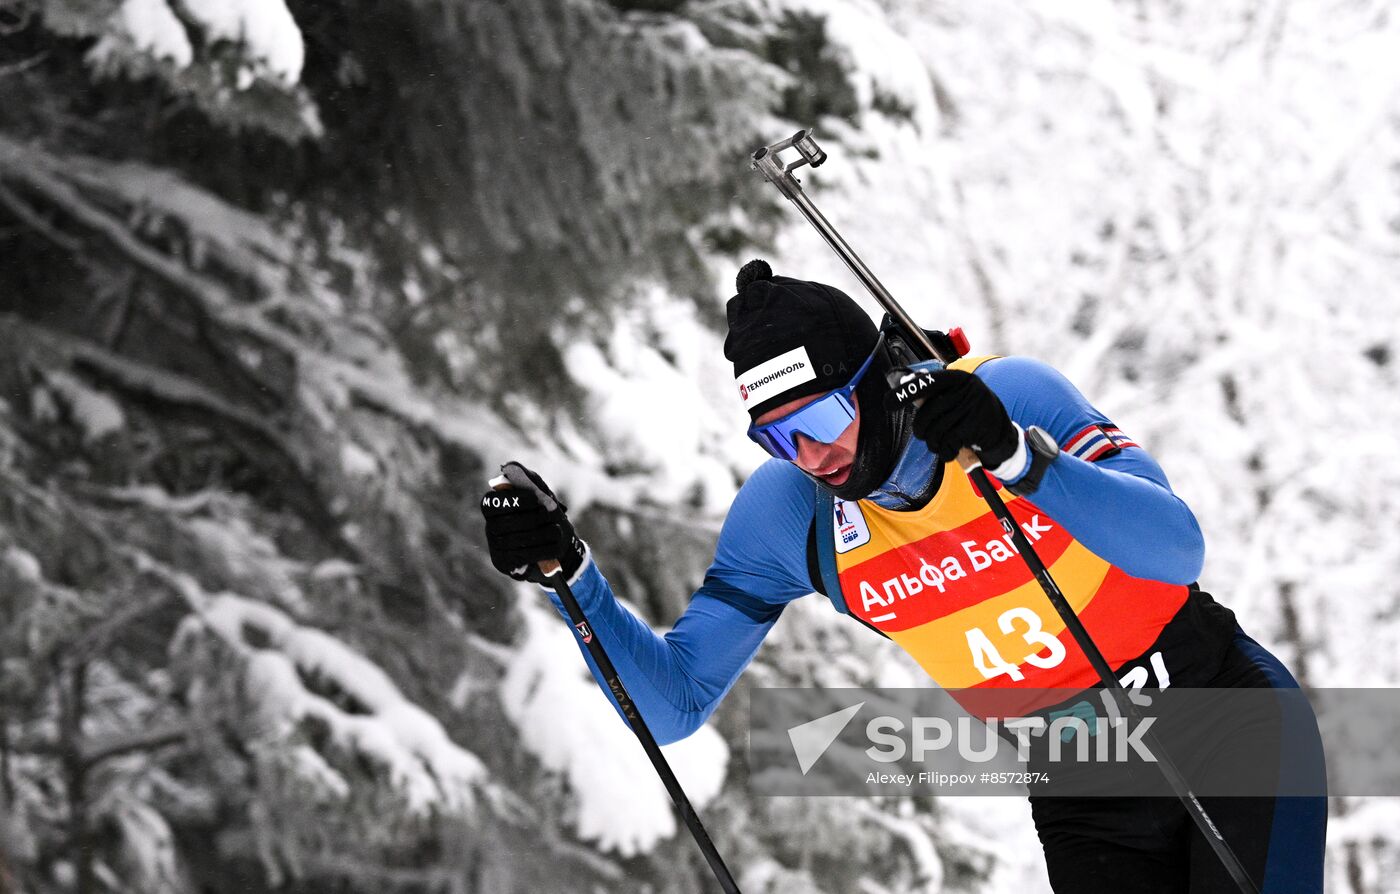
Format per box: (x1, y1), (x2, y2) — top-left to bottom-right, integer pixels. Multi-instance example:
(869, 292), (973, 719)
(887, 368), (1020, 469)
(479, 462), (586, 582)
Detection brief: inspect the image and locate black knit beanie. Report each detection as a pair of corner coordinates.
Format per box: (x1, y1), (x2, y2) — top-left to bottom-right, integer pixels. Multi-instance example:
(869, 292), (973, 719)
(724, 259), (879, 419)
(724, 259), (914, 500)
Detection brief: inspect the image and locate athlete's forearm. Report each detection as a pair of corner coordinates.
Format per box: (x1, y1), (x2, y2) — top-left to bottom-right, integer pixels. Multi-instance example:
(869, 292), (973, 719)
(540, 557), (778, 744)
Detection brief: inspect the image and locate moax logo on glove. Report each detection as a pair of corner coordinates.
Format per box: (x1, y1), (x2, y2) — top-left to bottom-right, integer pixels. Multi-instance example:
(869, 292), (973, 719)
(481, 495), (522, 509)
(892, 371), (935, 404)
(736, 346), (817, 407)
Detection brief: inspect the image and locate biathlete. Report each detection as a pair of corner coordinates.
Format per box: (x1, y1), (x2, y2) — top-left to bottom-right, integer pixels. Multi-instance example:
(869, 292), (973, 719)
(480, 260), (1326, 892)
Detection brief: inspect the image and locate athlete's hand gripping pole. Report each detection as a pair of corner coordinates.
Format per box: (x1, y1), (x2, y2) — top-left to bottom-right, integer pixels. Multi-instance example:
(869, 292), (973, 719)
(750, 130), (1260, 894)
(485, 464), (742, 894)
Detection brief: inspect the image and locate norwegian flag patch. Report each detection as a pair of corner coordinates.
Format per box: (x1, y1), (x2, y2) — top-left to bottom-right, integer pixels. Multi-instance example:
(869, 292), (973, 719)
(1064, 423), (1139, 462)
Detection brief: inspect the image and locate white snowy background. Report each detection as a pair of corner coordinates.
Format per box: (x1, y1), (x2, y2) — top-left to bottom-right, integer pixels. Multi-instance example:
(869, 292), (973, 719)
(3, 0), (1399, 891)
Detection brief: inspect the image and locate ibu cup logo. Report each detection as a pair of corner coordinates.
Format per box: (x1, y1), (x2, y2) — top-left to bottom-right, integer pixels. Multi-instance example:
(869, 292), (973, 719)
(833, 499), (871, 554)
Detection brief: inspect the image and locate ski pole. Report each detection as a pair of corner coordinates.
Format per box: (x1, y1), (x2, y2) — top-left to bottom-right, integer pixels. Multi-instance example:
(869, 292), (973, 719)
(489, 473), (742, 894)
(750, 130), (1260, 894)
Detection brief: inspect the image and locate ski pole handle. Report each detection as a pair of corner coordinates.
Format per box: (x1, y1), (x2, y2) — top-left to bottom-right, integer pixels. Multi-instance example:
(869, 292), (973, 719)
(954, 447), (983, 475)
(884, 368), (987, 476)
(488, 473), (563, 578)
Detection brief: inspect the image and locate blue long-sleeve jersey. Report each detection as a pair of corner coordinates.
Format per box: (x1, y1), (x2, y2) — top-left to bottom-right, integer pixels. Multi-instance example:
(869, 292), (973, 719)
(541, 356), (1222, 743)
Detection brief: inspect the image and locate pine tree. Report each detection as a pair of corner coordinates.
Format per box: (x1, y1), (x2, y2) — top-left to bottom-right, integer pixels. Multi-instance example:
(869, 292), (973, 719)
(0, 0), (878, 890)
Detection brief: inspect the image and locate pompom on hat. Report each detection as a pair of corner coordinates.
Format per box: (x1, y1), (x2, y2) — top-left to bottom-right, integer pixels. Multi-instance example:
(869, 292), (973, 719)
(723, 259), (879, 419)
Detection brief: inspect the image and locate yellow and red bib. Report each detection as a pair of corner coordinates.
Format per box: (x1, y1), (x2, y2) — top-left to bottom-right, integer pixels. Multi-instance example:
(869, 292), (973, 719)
(832, 468), (1187, 698)
(822, 356), (1193, 713)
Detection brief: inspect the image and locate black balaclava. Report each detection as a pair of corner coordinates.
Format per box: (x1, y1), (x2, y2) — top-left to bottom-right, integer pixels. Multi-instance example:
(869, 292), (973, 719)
(724, 259), (914, 500)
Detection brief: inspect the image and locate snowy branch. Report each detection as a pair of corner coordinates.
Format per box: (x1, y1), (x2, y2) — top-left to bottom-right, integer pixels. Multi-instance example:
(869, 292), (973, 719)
(0, 134), (657, 520)
(78, 723), (188, 769)
(0, 181), (80, 252)
(6, 314), (282, 443)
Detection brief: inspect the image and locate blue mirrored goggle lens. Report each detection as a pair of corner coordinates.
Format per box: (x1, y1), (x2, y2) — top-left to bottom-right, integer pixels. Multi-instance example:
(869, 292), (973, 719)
(747, 390), (857, 461)
(745, 330), (885, 461)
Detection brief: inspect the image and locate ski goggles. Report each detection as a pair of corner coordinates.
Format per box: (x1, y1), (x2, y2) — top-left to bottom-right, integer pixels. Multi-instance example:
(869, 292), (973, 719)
(746, 332), (885, 461)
